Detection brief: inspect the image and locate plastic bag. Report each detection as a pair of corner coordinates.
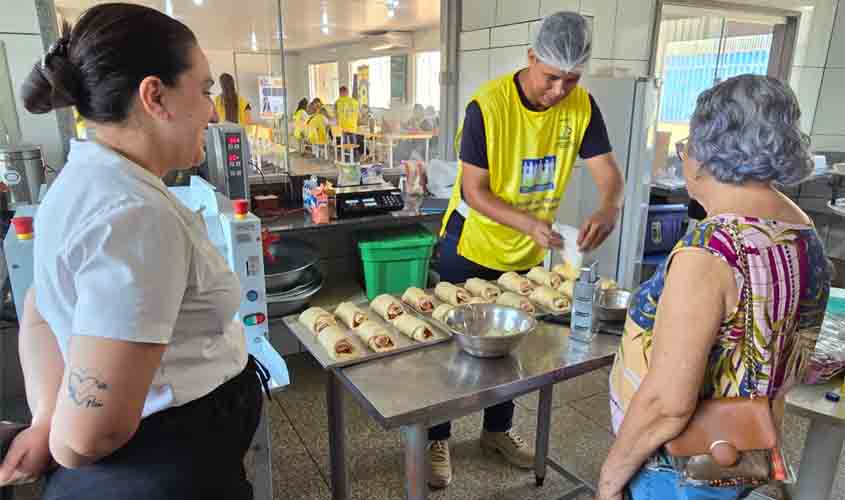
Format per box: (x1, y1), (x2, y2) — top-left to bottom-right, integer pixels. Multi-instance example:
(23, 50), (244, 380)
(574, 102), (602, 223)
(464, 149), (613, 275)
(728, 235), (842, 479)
(805, 288), (845, 384)
(427, 159), (458, 199)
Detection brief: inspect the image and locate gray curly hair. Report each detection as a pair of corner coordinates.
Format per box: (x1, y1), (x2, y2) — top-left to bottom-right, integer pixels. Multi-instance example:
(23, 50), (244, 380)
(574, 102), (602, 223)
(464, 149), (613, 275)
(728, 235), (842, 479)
(688, 74), (813, 186)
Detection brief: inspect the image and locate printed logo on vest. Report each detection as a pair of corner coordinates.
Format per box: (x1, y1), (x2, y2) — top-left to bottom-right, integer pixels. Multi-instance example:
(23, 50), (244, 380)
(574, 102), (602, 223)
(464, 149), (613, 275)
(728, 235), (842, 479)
(520, 156), (557, 193)
(557, 117), (574, 149)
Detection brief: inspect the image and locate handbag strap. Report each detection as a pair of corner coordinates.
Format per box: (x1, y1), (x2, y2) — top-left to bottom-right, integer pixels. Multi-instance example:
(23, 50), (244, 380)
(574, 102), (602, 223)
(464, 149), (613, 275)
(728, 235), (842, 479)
(721, 222), (760, 397)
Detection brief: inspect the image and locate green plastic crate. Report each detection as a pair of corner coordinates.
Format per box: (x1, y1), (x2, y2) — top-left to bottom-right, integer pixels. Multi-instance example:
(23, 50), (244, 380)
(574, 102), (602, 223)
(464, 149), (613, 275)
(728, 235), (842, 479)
(357, 225), (437, 300)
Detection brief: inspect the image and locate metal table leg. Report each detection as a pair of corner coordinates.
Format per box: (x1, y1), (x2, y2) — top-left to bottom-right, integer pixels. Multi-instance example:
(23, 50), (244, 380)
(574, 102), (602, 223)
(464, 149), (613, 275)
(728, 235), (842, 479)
(794, 417), (845, 500)
(252, 401), (273, 500)
(328, 371), (349, 500)
(424, 138), (430, 164)
(535, 385), (553, 487)
(402, 423), (428, 500)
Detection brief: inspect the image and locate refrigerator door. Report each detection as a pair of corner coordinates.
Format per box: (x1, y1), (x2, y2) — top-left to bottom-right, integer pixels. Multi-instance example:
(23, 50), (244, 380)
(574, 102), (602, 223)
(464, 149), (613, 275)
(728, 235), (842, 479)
(617, 79), (659, 289)
(554, 77), (656, 285)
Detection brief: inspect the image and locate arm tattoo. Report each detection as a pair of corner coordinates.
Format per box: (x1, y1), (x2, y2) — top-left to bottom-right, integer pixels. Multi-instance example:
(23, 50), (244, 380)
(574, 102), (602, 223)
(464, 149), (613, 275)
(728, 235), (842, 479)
(68, 367), (108, 408)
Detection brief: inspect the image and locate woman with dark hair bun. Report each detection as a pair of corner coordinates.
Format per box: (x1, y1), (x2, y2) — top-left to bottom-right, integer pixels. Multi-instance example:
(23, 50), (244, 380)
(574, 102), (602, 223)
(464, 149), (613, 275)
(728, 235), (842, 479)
(1, 4), (266, 499)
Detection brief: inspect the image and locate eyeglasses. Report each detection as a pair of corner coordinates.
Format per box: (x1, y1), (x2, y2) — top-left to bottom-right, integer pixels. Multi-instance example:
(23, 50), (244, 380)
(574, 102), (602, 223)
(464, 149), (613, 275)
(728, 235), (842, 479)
(676, 137), (689, 162)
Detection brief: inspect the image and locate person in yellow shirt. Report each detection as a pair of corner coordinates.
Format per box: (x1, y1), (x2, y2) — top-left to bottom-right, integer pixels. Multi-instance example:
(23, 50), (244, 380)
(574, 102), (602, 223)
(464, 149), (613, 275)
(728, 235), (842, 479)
(306, 98), (329, 149)
(334, 86), (361, 158)
(214, 73), (251, 125)
(292, 98), (309, 141)
(429, 11), (625, 489)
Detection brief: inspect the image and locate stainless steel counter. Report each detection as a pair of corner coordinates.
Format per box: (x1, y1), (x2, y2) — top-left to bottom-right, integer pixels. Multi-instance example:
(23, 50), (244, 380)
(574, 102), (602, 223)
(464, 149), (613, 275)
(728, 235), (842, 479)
(324, 323), (620, 500)
(337, 324), (618, 429)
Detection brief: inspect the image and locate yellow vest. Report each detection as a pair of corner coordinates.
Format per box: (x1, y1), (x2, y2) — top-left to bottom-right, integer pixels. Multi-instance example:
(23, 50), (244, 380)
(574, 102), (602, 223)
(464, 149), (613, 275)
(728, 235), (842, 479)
(335, 96), (360, 133)
(215, 95), (251, 125)
(293, 109), (309, 139)
(308, 113), (329, 145)
(441, 73), (592, 271)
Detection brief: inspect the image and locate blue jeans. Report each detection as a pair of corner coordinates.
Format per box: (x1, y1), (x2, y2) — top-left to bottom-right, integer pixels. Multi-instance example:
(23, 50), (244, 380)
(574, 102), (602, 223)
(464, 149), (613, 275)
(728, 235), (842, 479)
(627, 467), (749, 500)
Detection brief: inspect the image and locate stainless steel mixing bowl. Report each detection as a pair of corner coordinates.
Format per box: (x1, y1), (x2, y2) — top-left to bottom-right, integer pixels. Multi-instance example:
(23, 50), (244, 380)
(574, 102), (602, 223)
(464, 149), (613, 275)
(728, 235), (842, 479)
(444, 304), (538, 358)
(594, 288), (631, 323)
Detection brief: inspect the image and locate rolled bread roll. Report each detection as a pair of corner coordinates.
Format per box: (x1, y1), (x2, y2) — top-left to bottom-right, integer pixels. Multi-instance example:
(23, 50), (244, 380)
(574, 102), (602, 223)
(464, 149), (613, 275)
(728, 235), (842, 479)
(335, 302), (368, 329)
(496, 292), (536, 314)
(527, 267), (563, 289)
(392, 314), (435, 342)
(318, 326), (361, 361)
(434, 282), (471, 306)
(529, 286), (571, 312)
(552, 261), (580, 281)
(465, 278), (501, 300)
(402, 287), (435, 313)
(352, 321), (397, 352)
(432, 303), (455, 323)
(371, 294), (405, 321)
(299, 307), (337, 335)
(497, 272), (534, 296)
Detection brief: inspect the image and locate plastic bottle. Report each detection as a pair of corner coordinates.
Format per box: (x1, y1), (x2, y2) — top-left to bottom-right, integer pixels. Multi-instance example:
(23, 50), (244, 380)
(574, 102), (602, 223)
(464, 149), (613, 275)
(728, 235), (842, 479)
(570, 263), (598, 343)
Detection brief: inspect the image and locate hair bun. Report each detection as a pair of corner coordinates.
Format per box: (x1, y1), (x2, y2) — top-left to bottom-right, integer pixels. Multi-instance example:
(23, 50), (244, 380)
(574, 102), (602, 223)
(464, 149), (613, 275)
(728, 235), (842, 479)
(21, 35), (83, 114)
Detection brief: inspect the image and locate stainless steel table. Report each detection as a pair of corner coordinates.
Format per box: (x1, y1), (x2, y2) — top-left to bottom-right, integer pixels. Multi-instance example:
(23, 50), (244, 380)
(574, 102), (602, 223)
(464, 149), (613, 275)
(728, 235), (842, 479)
(329, 324), (620, 500)
(786, 380), (845, 500)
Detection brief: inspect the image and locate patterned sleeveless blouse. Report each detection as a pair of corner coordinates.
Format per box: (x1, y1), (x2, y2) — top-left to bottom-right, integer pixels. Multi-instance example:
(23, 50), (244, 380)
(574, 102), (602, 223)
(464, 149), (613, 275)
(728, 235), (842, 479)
(610, 215), (832, 433)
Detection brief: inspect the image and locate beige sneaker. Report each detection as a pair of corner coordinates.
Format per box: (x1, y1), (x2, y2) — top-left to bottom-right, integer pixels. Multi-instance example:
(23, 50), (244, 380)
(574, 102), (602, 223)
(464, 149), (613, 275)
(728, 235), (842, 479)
(427, 440), (452, 488)
(480, 429), (535, 469)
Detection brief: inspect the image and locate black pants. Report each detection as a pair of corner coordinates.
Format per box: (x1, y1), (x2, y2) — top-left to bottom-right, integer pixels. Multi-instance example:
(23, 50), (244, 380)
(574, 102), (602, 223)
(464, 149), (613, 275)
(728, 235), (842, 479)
(43, 357), (265, 500)
(429, 213), (521, 441)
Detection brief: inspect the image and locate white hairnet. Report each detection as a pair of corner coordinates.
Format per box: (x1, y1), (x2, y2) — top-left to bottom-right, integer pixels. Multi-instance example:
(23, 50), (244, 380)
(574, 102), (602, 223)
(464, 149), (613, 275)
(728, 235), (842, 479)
(531, 11), (592, 74)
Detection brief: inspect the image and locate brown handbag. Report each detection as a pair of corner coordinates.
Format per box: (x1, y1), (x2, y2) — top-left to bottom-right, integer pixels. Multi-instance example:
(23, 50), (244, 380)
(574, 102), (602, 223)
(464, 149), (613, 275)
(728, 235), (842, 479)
(664, 222), (779, 487)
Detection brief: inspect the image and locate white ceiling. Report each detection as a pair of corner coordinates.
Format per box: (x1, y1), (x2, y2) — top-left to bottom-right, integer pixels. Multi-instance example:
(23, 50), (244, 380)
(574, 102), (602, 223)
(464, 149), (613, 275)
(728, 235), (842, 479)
(54, 0), (440, 52)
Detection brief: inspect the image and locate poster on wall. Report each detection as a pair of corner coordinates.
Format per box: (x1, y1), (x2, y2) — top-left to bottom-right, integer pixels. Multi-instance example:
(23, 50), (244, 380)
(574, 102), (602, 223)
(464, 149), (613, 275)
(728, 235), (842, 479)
(257, 76), (286, 119)
(356, 65), (370, 108)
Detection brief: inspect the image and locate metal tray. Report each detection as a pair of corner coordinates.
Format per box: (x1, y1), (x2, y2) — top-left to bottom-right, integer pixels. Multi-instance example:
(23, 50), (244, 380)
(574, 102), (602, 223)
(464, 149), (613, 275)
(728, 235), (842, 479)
(282, 299), (452, 370)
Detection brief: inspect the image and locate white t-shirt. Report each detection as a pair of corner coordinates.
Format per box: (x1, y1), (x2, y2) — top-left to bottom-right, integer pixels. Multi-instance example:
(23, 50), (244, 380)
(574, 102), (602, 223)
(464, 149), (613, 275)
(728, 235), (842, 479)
(34, 140), (247, 417)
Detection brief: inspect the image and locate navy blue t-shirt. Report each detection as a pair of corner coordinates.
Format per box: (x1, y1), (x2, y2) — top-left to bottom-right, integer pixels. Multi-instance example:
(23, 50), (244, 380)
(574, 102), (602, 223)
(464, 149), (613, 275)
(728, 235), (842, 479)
(460, 72), (612, 169)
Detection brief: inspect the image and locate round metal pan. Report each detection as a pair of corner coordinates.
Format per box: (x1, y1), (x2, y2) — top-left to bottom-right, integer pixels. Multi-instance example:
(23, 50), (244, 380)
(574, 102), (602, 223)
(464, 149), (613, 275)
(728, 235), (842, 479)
(264, 237), (319, 293)
(266, 268), (323, 318)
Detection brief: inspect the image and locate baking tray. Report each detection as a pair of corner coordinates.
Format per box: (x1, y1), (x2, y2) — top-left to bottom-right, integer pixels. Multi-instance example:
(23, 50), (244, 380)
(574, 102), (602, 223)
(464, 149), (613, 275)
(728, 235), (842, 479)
(282, 299), (452, 370)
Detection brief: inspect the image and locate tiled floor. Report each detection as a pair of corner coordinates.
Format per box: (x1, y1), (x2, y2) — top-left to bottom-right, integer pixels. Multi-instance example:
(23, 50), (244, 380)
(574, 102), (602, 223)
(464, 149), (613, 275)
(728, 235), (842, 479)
(10, 350), (845, 500)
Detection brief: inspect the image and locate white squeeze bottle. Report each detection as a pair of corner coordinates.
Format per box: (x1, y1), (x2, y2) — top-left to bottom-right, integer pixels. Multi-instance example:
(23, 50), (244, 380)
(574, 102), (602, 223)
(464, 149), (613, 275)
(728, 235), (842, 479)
(570, 263), (598, 343)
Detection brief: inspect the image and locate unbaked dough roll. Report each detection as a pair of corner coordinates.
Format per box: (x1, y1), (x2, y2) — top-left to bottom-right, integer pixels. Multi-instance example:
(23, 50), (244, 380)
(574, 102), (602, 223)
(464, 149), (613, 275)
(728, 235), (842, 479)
(496, 292), (536, 314)
(371, 294), (405, 321)
(529, 286), (571, 313)
(497, 272), (534, 296)
(402, 287), (435, 313)
(465, 278), (501, 300)
(299, 307), (337, 335)
(434, 282), (471, 306)
(558, 280), (576, 299)
(335, 302), (369, 329)
(599, 277), (618, 291)
(432, 303), (455, 323)
(392, 314), (435, 342)
(352, 321), (397, 352)
(552, 261), (581, 281)
(317, 326), (361, 361)
(527, 267), (563, 289)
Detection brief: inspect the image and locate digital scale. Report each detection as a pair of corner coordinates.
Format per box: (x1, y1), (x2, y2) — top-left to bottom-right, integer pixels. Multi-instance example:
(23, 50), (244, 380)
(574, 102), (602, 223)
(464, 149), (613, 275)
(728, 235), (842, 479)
(335, 182), (404, 218)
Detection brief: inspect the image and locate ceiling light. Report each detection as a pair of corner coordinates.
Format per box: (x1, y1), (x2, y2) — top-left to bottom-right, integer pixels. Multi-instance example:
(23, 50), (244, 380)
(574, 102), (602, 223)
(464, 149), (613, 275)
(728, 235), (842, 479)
(193, 0), (203, 5)
(251, 31), (258, 51)
(321, 11), (328, 25)
(387, 8), (395, 17)
(321, 25), (329, 35)
(164, 0), (174, 17)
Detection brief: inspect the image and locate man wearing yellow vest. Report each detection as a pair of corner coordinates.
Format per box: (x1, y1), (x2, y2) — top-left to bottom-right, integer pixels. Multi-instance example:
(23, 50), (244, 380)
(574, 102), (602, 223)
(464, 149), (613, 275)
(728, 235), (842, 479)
(429, 12), (624, 488)
(335, 86), (361, 158)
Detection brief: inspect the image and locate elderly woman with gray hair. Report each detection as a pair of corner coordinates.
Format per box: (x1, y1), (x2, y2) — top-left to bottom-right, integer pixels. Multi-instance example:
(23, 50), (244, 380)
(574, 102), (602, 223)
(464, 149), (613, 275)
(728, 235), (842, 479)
(597, 74), (832, 500)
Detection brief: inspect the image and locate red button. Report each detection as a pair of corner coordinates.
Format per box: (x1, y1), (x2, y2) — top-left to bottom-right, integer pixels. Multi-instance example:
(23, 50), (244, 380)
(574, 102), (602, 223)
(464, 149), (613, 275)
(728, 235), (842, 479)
(232, 199), (249, 216)
(12, 217), (33, 236)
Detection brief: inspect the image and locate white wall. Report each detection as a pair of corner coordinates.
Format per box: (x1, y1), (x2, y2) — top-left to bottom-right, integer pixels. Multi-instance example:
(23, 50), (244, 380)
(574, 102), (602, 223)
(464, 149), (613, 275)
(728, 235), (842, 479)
(284, 26), (441, 112)
(457, 0), (655, 122)
(0, 0), (65, 169)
